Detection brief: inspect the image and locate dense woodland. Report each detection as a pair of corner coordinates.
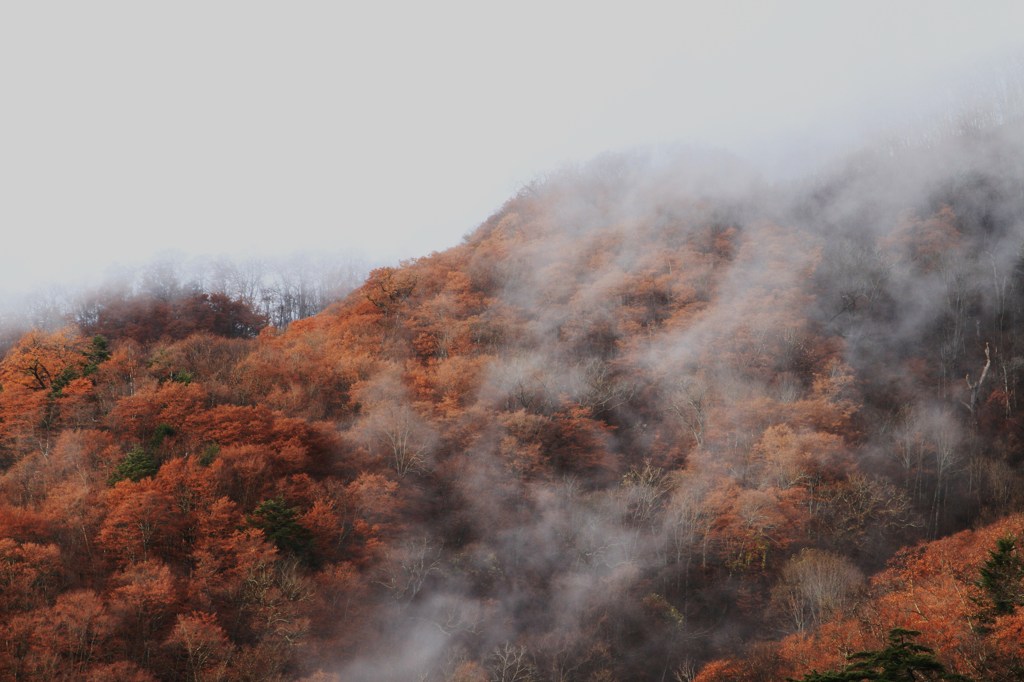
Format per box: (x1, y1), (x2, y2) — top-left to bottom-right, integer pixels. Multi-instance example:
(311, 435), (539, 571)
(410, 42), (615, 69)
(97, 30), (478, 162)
(1, 119), (1024, 681)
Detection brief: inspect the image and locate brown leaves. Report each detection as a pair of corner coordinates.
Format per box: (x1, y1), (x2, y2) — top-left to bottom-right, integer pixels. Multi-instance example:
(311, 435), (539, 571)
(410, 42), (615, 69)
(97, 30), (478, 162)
(98, 480), (184, 566)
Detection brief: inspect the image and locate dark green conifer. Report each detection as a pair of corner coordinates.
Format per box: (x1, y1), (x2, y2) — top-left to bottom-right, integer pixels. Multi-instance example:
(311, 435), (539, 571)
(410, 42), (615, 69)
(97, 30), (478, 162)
(249, 497), (314, 561)
(790, 628), (971, 681)
(108, 446), (159, 485)
(975, 535), (1024, 625)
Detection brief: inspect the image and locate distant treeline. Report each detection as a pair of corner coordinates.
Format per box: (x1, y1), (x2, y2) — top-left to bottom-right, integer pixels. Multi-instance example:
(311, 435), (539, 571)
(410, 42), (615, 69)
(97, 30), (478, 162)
(0, 252), (369, 350)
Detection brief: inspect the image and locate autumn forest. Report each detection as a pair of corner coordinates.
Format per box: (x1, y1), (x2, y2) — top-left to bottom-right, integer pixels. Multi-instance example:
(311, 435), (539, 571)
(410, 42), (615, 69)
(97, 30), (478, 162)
(1, 119), (1024, 681)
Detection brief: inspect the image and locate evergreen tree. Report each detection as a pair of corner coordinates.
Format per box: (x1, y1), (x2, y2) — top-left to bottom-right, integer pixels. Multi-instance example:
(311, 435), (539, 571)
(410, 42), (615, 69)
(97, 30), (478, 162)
(108, 446), (160, 485)
(249, 497), (314, 561)
(790, 628), (972, 681)
(82, 335), (110, 375)
(975, 535), (1024, 621)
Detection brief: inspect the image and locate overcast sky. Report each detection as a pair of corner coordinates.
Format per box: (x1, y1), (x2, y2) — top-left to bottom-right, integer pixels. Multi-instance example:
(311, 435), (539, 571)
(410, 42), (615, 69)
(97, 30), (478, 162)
(1, 1), (1022, 297)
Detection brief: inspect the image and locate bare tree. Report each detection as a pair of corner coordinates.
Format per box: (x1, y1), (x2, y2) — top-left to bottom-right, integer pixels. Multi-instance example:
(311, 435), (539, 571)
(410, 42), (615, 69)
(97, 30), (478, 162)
(770, 548), (863, 633)
(667, 375), (710, 448)
(488, 643), (538, 682)
(362, 403), (438, 476)
(662, 473), (716, 582)
(961, 342), (991, 418)
(374, 536), (444, 602)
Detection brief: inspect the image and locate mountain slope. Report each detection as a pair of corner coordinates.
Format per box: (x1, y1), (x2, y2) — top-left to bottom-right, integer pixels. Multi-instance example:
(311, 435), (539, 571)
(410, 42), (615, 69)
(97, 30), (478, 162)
(0, 122), (1023, 681)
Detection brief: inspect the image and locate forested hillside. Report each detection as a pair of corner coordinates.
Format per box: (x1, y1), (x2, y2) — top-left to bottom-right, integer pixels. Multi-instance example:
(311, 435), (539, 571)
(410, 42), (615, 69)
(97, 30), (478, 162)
(1, 120), (1023, 681)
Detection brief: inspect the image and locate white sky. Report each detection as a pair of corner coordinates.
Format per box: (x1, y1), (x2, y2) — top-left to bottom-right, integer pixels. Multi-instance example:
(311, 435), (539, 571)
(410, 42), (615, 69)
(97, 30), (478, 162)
(1, 1), (1022, 296)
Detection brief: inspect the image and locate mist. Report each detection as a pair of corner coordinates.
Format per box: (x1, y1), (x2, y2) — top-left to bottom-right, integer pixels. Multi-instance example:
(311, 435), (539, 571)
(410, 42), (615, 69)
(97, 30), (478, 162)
(1, 5), (1023, 681)
(2, 3), (1023, 298)
(300, 90), (1024, 680)
(0, 250), (369, 356)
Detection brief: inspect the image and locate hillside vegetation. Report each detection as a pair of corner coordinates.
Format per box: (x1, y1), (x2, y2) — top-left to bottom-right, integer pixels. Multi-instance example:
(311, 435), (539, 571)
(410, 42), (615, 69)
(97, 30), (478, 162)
(1, 122), (1023, 681)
